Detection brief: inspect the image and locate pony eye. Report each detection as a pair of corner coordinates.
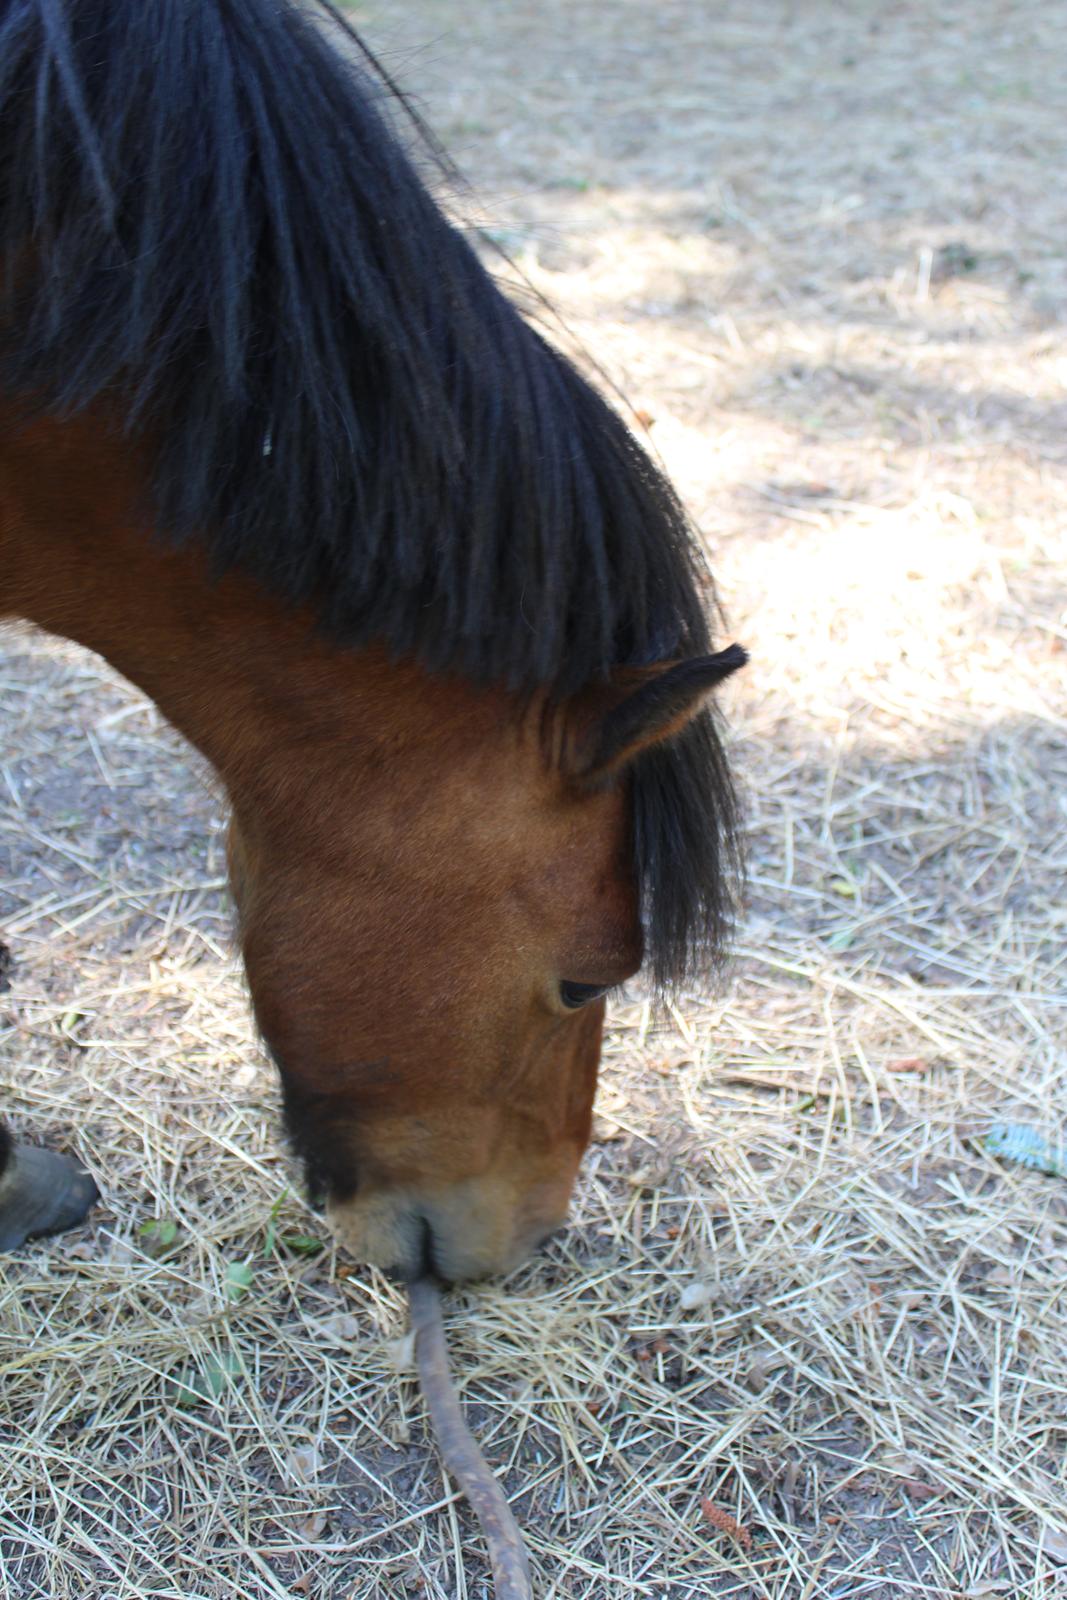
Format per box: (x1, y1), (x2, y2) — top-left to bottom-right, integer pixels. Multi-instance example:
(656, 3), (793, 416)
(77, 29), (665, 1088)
(560, 981), (609, 1009)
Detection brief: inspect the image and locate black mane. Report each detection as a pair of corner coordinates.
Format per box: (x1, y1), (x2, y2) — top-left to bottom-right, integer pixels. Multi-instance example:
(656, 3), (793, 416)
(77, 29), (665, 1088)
(0, 0), (740, 985)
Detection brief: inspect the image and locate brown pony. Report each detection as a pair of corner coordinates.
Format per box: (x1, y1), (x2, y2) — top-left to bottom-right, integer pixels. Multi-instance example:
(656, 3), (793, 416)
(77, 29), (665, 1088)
(0, 0), (744, 1281)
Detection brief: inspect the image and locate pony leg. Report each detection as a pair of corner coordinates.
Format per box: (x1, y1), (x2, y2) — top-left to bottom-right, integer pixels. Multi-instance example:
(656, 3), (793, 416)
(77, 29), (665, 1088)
(0, 1122), (99, 1252)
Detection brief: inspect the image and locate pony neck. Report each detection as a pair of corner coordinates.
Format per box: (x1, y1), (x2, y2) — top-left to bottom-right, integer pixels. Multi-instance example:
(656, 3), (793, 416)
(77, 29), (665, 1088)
(0, 409), (505, 814)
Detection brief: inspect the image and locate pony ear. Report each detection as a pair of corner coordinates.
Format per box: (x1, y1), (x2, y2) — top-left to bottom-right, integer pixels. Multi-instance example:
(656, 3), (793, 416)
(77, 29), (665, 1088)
(567, 644), (747, 785)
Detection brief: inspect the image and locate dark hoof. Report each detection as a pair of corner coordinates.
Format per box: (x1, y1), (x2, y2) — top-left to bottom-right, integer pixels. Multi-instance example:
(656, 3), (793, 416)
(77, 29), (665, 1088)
(0, 1145), (99, 1252)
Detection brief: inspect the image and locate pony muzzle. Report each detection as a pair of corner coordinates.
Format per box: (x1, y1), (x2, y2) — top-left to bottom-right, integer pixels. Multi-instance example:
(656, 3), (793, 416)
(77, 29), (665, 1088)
(325, 1169), (573, 1283)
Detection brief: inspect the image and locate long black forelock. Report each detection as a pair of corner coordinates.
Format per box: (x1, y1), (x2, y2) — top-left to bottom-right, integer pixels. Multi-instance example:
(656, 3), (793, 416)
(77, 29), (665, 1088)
(0, 0), (740, 986)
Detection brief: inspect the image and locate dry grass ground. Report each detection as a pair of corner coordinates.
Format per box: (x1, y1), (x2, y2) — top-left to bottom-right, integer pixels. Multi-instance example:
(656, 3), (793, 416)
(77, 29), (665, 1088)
(2, 1), (1066, 1596)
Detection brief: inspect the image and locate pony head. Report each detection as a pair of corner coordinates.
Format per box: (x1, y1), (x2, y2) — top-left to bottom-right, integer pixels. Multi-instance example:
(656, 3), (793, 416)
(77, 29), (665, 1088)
(229, 647), (745, 1281)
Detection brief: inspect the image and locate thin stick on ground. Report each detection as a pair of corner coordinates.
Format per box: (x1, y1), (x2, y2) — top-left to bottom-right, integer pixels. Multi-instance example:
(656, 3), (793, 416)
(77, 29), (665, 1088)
(408, 1276), (533, 1599)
